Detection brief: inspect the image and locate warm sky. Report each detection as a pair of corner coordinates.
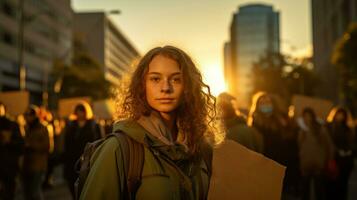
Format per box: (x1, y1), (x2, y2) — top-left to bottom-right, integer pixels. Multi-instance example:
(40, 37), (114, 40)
(72, 0), (311, 96)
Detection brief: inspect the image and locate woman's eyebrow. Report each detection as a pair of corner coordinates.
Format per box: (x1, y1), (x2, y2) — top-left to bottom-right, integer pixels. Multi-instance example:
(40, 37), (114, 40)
(147, 72), (182, 76)
(147, 72), (161, 75)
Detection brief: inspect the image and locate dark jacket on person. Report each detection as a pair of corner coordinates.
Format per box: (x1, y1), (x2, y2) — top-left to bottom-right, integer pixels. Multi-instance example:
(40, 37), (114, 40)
(0, 116), (25, 181)
(327, 122), (355, 172)
(252, 115), (285, 164)
(224, 116), (263, 153)
(63, 119), (101, 181)
(23, 118), (49, 173)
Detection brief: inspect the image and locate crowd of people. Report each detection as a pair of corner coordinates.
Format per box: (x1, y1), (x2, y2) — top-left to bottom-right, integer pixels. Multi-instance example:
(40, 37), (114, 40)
(0, 93), (356, 200)
(0, 101), (104, 200)
(0, 46), (356, 200)
(217, 91), (356, 200)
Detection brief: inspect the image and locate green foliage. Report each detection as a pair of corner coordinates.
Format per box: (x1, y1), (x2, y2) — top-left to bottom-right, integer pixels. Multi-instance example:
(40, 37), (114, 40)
(253, 52), (319, 103)
(252, 51), (288, 98)
(331, 23), (357, 115)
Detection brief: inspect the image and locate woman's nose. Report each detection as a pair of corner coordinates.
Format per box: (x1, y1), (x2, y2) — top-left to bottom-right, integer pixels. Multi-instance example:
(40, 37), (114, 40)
(160, 79), (172, 93)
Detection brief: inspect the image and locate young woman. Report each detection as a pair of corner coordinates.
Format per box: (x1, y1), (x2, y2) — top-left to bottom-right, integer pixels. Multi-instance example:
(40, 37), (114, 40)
(79, 46), (220, 199)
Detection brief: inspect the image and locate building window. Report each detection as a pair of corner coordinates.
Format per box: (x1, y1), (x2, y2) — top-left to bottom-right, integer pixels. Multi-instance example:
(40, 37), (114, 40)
(1, 1), (15, 17)
(2, 32), (14, 45)
(341, 0), (351, 31)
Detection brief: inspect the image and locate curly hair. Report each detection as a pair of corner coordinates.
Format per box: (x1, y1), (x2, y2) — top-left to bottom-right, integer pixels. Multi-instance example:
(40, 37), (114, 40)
(115, 46), (221, 155)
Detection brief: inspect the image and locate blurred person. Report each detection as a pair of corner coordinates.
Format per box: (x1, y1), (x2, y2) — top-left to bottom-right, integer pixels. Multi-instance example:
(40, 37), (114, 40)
(298, 107), (334, 200)
(22, 105), (50, 200)
(41, 110), (59, 189)
(79, 46), (221, 199)
(247, 92), (287, 163)
(248, 92), (301, 199)
(0, 103), (24, 200)
(63, 102), (101, 197)
(217, 92), (263, 152)
(326, 107), (355, 200)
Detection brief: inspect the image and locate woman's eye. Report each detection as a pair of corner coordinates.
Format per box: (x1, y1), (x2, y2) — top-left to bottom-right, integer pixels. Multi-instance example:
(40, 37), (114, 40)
(171, 77), (182, 83)
(150, 77), (160, 82)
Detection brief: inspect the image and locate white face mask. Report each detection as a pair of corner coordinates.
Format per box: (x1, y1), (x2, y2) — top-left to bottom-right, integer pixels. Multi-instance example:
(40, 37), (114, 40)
(259, 105), (273, 114)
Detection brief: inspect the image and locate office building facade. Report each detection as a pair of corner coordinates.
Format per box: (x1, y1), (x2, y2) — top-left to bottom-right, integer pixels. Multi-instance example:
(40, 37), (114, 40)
(226, 4), (280, 107)
(311, 0), (357, 102)
(73, 12), (140, 87)
(0, 0), (73, 105)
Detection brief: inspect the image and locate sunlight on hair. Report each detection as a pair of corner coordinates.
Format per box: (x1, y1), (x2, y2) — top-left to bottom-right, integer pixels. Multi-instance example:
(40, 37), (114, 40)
(113, 72), (132, 121)
(0, 104), (5, 116)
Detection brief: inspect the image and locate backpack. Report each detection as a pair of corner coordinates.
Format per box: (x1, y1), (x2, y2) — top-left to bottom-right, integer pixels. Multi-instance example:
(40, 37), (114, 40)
(74, 131), (144, 200)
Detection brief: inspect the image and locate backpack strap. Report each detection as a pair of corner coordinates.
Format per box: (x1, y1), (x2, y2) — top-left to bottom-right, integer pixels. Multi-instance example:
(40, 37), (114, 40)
(198, 141), (213, 200)
(113, 131), (145, 200)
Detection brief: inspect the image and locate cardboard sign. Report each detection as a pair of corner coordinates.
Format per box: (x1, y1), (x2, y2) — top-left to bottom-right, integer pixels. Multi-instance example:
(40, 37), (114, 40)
(58, 97), (91, 118)
(208, 140), (286, 200)
(291, 95), (334, 120)
(92, 99), (116, 119)
(0, 91), (29, 116)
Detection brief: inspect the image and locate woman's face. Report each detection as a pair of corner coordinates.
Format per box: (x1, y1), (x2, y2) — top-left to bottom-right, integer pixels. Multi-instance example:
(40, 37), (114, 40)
(335, 111), (346, 123)
(257, 95), (273, 114)
(145, 54), (184, 115)
(303, 112), (313, 125)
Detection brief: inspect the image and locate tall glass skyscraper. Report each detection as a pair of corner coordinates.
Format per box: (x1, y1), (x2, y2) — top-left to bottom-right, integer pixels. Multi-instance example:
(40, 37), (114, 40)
(225, 4), (280, 108)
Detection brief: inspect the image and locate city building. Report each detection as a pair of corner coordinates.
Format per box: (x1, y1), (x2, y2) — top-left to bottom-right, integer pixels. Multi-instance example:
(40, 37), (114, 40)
(73, 12), (140, 87)
(0, 0), (73, 105)
(225, 4), (280, 108)
(311, 0), (357, 102)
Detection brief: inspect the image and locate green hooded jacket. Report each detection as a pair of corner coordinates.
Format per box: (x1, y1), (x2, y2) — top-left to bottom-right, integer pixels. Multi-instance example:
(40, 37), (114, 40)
(79, 120), (211, 200)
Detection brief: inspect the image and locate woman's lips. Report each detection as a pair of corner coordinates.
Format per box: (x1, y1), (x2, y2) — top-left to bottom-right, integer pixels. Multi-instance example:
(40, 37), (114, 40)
(156, 98), (175, 103)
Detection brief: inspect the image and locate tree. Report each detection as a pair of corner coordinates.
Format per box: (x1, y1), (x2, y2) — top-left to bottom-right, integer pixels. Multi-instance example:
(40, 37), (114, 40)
(284, 57), (319, 97)
(52, 35), (113, 101)
(252, 51), (288, 98)
(253, 52), (319, 104)
(331, 23), (357, 115)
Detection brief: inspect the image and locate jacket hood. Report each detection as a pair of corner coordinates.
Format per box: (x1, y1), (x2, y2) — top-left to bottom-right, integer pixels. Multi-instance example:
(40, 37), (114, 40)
(113, 120), (147, 144)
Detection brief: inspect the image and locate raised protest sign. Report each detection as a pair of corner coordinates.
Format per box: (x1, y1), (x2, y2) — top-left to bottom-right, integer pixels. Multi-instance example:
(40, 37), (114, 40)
(92, 99), (116, 119)
(208, 140), (286, 200)
(0, 91), (29, 116)
(58, 97), (91, 118)
(291, 95), (334, 120)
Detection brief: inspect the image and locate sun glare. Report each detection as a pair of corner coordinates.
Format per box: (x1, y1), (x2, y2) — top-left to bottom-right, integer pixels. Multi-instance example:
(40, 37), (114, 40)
(200, 63), (227, 96)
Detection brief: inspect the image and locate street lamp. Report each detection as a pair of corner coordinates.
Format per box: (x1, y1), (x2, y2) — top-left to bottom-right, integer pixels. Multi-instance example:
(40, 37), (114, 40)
(17, 0), (25, 90)
(17, 0), (52, 91)
(108, 10), (121, 15)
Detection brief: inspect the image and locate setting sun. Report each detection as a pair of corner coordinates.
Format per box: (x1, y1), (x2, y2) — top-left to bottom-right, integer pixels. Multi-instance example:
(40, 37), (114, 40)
(200, 63), (227, 96)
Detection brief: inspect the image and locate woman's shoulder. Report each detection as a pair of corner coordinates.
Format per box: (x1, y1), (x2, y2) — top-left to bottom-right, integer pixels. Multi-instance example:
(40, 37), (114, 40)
(90, 136), (122, 163)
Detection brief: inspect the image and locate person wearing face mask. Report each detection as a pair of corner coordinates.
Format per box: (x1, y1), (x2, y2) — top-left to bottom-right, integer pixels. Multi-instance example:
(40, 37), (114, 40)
(247, 92), (286, 163)
(248, 92), (301, 199)
(325, 107), (355, 200)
